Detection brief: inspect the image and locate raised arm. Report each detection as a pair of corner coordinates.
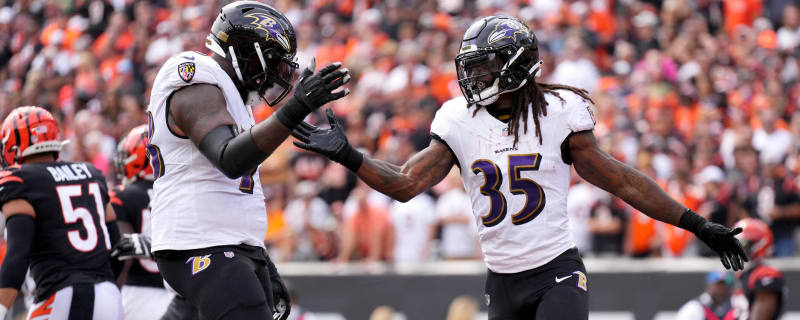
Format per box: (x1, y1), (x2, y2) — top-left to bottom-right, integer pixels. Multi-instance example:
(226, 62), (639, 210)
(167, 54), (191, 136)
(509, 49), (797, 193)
(568, 130), (748, 270)
(168, 61), (349, 179)
(569, 131), (685, 225)
(292, 109), (456, 202)
(355, 140), (456, 202)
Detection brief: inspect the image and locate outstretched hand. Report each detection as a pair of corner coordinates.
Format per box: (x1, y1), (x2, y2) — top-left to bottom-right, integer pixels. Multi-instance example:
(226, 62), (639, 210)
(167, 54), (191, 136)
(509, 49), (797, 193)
(696, 224), (749, 271)
(292, 58), (351, 112)
(291, 109), (364, 171)
(275, 58), (351, 130)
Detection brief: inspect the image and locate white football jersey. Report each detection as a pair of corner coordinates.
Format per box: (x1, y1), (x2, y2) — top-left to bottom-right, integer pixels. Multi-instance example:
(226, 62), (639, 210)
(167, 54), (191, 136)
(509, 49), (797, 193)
(430, 90), (596, 273)
(146, 51), (266, 252)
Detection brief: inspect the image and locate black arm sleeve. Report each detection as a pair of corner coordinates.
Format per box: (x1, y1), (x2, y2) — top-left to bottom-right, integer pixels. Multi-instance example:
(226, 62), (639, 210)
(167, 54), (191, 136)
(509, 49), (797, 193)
(198, 125), (269, 179)
(0, 215), (34, 289)
(107, 221), (121, 250)
(106, 221), (124, 278)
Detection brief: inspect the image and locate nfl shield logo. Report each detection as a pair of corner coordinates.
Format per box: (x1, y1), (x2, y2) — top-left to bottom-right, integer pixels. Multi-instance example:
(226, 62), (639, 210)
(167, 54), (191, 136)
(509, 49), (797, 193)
(224, 251), (235, 258)
(178, 62), (195, 83)
(485, 294), (490, 306)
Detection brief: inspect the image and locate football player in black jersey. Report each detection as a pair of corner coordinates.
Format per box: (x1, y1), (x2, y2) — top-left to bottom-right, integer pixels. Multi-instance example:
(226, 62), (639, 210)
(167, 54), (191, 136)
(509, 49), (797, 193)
(108, 124), (175, 320)
(734, 218), (787, 320)
(0, 106), (123, 319)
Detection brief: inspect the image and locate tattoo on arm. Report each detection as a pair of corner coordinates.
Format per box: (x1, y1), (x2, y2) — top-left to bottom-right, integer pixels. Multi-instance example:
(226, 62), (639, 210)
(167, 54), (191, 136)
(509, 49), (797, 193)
(569, 131), (685, 226)
(356, 140), (456, 202)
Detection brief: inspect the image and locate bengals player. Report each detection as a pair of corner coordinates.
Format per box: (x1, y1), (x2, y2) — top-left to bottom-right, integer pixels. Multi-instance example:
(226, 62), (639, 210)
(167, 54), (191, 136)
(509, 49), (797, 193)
(734, 218), (787, 320)
(0, 106), (123, 319)
(109, 125), (174, 320)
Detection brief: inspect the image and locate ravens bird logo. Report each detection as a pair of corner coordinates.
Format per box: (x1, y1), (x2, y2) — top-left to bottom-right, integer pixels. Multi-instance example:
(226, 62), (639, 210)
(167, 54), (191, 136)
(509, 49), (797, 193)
(487, 20), (529, 44)
(244, 11), (291, 51)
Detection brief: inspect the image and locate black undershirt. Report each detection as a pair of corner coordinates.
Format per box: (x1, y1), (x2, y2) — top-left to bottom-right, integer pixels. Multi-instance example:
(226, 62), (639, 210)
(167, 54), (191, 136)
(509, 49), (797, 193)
(486, 106), (513, 122)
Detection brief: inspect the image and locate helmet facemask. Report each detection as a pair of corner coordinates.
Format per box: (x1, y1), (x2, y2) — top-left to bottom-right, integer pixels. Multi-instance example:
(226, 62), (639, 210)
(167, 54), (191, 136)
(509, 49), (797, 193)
(226, 42), (299, 106)
(456, 45), (542, 106)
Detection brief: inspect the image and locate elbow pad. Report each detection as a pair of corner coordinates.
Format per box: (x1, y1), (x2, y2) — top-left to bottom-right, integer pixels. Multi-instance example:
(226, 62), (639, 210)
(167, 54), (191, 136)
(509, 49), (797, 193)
(198, 125), (269, 179)
(0, 215), (34, 289)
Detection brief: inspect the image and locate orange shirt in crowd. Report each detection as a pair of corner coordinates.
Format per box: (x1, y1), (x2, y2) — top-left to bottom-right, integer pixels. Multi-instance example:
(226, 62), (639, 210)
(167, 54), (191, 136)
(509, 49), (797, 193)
(724, 0), (762, 34)
(346, 205), (391, 258)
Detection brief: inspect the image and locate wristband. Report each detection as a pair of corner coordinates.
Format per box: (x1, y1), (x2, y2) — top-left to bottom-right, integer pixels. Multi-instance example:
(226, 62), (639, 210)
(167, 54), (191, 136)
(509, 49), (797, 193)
(338, 145), (364, 172)
(275, 98), (310, 130)
(0, 304), (8, 318)
(678, 209), (706, 234)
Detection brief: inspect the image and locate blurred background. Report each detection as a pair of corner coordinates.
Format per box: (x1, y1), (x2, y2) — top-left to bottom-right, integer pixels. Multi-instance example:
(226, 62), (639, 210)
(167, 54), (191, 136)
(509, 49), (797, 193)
(0, 0), (799, 319)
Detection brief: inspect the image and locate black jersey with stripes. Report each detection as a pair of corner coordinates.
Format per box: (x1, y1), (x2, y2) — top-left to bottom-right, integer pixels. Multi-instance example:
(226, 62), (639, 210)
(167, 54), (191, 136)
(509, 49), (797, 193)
(110, 179), (163, 288)
(0, 162), (115, 302)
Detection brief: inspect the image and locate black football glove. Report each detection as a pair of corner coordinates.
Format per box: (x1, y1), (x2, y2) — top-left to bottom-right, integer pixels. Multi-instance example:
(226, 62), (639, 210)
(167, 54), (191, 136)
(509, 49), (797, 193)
(275, 58), (351, 129)
(679, 210), (748, 270)
(110, 233), (152, 260)
(266, 255), (291, 320)
(291, 108), (364, 172)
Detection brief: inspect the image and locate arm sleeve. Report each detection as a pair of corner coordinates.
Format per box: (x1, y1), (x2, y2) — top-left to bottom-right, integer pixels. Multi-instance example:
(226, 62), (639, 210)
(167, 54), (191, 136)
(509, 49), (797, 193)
(198, 125), (269, 179)
(106, 221), (124, 278)
(0, 215), (34, 289)
(109, 189), (130, 223)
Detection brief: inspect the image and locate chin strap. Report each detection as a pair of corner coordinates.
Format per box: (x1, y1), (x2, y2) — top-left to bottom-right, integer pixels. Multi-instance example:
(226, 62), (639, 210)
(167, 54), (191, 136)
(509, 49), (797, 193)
(475, 78), (501, 106)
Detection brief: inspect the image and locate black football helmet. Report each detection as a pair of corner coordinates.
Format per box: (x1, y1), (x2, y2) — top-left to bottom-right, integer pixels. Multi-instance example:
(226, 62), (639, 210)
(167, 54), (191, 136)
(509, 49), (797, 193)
(455, 15), (542, 106)
(205, 1), (299, 106)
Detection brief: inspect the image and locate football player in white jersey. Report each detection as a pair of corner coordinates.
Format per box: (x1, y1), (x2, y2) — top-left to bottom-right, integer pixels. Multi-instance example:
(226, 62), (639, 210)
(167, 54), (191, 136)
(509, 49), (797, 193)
(292, 15), (747, 319)
(145, 1), (350, 319)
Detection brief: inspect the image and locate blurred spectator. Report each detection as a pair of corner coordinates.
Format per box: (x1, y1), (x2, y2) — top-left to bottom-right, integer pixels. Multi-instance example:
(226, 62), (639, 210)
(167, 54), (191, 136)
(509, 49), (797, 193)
(338, 184), (393, 263)
(752, 108), (792, 165)
(588, 197), (627, 256)
(445, 295), (478, 320)
(368, 306), (396, 320)
(390, 192), (436, 263)
(761, 159), (800, 256)
(433, 169), (479, 260)
(284, 181), (339, 261)
(694, 166), (733, 256)
(674, 271), (737, 320)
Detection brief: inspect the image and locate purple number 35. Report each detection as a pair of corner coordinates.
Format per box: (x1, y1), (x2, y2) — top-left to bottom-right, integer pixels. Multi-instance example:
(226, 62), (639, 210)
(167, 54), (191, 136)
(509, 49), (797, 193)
(471, 154), (545, 227)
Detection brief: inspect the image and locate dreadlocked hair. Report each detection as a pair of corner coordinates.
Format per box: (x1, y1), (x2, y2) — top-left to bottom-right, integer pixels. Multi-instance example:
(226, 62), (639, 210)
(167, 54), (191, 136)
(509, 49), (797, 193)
(471, 82), (594, 146)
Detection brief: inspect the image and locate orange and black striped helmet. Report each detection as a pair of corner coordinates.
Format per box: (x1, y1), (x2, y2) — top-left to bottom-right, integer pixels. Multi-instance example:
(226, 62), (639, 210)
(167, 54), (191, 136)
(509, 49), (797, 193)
(734, 218), (774, 260)
(115, 124), (153, 184)
(1, 106), (62, 166)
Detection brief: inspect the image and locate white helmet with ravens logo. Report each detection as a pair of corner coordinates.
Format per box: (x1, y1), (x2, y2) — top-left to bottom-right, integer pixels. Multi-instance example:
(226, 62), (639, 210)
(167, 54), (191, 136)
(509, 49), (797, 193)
(205, 1), (299, 106)
(455, 15), (542, 106)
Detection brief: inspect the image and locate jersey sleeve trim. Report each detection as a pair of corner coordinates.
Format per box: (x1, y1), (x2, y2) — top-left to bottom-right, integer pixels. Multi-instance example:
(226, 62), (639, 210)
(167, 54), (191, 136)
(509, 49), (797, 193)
(559, 129), (593, 165)
(430, 133), (461, 170)
(0, 168), (28, 206)
(748, 265), (784, 291)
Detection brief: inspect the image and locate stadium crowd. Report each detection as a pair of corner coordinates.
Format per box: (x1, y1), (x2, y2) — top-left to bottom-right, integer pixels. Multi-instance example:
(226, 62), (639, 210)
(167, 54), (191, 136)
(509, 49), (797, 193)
(1, 0), (799, 263)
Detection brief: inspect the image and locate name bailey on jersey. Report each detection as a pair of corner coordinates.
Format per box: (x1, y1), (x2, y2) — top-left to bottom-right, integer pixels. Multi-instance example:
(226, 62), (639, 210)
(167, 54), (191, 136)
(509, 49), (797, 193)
(46, 163), (94, 182)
